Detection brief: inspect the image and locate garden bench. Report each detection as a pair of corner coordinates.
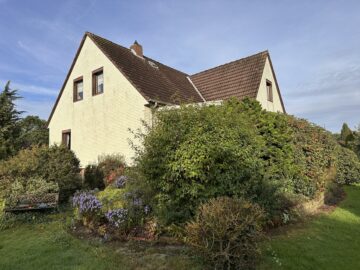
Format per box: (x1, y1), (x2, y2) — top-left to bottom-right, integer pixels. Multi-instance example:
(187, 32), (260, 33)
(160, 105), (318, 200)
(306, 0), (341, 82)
(4, 193), (59, 212)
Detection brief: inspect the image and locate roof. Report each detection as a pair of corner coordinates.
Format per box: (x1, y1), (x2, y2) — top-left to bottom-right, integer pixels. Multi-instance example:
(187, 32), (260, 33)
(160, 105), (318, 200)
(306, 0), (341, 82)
(48, 32), (285, 124)
(87, 32), (203, 104)
(189, 51), (268, 101)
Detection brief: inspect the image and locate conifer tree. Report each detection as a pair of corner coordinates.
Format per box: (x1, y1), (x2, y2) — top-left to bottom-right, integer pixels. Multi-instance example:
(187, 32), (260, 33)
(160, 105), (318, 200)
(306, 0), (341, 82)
(340, 122), (354, 147)
(0, 81), (22, 159)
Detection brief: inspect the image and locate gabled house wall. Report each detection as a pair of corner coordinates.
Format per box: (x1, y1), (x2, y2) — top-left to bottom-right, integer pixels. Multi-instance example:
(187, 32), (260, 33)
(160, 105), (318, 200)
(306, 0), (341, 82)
(48, 33), (286, 167)
(48, 36), (151, 166)
(256, 57), (285, 113)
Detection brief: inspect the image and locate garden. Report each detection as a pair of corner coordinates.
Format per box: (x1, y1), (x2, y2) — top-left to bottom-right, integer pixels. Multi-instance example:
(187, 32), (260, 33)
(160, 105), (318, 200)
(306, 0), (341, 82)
(1, 81), (360, 270)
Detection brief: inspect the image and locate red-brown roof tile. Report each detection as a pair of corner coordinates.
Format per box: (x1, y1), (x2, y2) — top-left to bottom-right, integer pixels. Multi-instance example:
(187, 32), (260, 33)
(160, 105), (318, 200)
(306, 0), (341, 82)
(87, 32), (203, 104)
(190, 51), (268, 101)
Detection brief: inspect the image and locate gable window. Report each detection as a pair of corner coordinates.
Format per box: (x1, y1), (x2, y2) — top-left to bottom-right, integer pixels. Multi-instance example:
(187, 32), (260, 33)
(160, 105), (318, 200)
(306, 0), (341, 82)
(266, 80), (273, 102)
(73, 77), (83, 102)
(62, 130), (71, 149)
(92, 67), (104, 95)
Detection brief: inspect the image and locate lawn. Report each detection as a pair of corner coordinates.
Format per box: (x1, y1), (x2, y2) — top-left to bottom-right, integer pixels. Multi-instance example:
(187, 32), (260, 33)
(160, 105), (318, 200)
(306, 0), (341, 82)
(260, 184), (360, 270)
(0, 213), (203, 270)
(1, 185), (360, 270)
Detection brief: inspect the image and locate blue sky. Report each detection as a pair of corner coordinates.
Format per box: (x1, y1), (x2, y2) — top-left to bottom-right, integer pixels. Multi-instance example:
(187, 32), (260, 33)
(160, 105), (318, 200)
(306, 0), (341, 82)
(1, 0), (360, 132)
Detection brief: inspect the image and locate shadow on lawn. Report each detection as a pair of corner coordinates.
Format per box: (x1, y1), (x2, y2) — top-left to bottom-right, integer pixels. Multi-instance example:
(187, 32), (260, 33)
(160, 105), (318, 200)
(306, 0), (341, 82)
(260, 184), (360, 270)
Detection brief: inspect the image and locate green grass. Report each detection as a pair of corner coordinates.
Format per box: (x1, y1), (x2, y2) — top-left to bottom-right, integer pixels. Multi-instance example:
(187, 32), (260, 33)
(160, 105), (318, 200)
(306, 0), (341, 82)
(0, 214), (203, 270)
(260, 184), (360, 270)
(2, 185), (360, 270)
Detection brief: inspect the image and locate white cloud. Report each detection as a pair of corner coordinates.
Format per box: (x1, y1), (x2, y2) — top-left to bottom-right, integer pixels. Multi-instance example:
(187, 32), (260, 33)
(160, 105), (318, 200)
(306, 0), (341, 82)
(16, 99), (53, 120)
(0, 79), (57, 96)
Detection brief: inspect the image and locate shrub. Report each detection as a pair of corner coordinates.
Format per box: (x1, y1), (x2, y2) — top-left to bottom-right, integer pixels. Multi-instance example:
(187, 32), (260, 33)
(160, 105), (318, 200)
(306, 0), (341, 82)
(133, 98), (343, 225)
(97, 186), (127, 212)
(0, 145), (81, 201)
(97, 154), (126, 185)
(72, 191), (102, 225)
(84, 164), (105, 190)
(105, 208), (128, 228)
(6, 177), (59, 208)
(286, 116), (338, 197)
(335, 146), (360, 185)
(184, 197), (264, 270)
(113, 175), (127, 188)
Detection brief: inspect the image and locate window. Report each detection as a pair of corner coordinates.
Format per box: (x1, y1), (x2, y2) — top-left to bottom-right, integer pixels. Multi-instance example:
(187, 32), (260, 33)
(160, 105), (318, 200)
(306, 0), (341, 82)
(62, 130), (71, 149)
(73, 77), (83, 102)
(266, 80), (273, 102)
(92, 68), (104, 95)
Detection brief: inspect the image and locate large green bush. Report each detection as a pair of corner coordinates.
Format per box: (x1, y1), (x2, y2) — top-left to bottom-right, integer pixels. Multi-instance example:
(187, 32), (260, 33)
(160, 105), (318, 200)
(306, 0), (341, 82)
(0, 145), (81, 201)
(335, 146), (360, 185)
(184, 197), (264, 270)
(135, 99), (269, 224)
(286, 116), (338, 196)
(133, 98), (347, 225)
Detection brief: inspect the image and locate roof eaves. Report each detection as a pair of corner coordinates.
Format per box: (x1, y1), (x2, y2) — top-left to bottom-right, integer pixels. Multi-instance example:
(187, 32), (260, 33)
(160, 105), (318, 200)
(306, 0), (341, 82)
(47, 33), (88, 126)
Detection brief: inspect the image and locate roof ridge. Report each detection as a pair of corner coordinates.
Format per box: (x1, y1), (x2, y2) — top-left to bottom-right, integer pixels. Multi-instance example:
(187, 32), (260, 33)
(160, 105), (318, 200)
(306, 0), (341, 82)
(191, 50), (269, 77)
(86, 32), (131, 51)
(87, 32), (189, 76)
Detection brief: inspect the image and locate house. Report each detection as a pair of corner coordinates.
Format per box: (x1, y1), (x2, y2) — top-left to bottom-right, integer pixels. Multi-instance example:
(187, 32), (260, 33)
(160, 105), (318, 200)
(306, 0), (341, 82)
(48, 32), (286, 167)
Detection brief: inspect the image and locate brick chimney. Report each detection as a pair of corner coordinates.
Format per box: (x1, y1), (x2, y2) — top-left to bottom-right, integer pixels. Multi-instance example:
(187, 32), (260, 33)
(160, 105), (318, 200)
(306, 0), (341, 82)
(130, 40), (143, 57)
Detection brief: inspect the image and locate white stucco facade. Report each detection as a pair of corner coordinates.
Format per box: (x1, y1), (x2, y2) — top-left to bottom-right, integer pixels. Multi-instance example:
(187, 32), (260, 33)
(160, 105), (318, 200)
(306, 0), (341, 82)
(256, 57), (285, 113)
(48, 37), (151, 167)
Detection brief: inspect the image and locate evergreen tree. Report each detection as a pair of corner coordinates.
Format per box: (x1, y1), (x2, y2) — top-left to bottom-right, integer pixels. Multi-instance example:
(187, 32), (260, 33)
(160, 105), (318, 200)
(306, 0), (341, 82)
(340, 122), (354, 147)
(353, 126), (360, 158)
(0, 81), (22, 160)
(17, 115), (49, 148)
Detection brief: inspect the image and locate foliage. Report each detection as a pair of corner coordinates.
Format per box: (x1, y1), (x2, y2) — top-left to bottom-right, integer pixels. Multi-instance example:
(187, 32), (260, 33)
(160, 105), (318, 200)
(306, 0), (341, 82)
(339, 123), (355, 146)
(97, 186), (127, 212)
(0, 81), (22, 160)
(114, 175), (127, 188)
(97, 154), (126, 185)
(185, 197), (264, 270)
(72, 191), (102, 219)
(286, 116), (338, 197)
(335, 123), (360, 158)
(133, 98), (341, 225)
(84, 164), (105, 190)
(335, 146), (360, 185)
(105, 208), (128, 228)
(0, 145), (81, 201)
(6, 177), (59, 208)
(17, 115), (49, 149)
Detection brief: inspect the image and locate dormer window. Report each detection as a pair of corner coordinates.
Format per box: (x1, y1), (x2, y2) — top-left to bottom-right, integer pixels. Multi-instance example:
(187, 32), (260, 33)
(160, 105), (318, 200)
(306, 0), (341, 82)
(73, 77), (83, 102)
(92, 67), (104, 95)
(266, 80), (273, 102)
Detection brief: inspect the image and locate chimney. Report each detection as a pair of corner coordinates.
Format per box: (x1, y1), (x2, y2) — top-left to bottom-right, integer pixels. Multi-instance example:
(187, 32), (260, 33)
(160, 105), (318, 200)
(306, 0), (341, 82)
(130, 40), (143, 57)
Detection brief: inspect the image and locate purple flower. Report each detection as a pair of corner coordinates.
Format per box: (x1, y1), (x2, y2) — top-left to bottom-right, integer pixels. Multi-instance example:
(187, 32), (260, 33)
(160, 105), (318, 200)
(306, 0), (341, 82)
(114, 175), (127, 189)
(73, 191), (102, 215)
(144, 205), (151, 215)
(105, 208), (128, 228)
